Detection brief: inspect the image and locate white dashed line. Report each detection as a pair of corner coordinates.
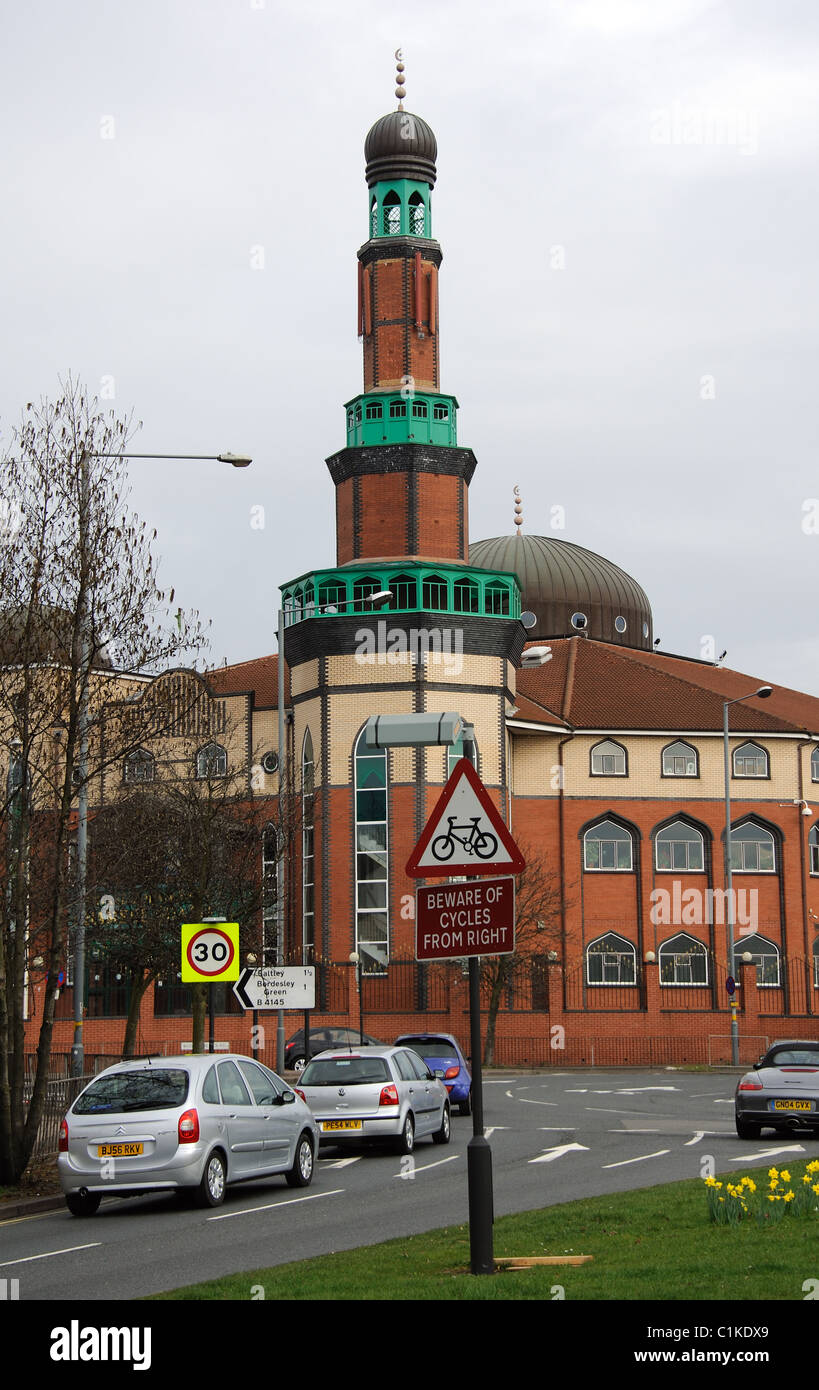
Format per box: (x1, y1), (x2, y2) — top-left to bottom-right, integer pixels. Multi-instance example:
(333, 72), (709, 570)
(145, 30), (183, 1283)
(602, 1150), (670, 1169)
(0, 1242), (101, 1267)
(207, 1189), (344, 1221)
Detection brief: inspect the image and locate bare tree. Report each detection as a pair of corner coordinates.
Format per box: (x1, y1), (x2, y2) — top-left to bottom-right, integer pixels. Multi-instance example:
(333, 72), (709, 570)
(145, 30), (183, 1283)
(0, 379), (207, 1183)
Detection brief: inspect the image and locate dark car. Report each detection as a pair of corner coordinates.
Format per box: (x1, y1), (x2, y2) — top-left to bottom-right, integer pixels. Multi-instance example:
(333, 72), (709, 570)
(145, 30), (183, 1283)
(394, 1032), (472, 1115)
(284, 1026), (385, 1072)
(735, 1039), (819, 1138)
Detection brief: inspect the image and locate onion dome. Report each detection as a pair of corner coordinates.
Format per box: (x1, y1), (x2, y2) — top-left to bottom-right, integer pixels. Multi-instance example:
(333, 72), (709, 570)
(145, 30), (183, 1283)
(469, 534), (654, 650)
(364, 111), (438, 188)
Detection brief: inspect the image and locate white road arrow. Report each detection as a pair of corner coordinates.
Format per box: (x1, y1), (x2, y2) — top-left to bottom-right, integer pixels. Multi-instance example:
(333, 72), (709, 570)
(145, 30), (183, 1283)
(729, 1144), (806, 1162)
(529, 1142), (590, 1165)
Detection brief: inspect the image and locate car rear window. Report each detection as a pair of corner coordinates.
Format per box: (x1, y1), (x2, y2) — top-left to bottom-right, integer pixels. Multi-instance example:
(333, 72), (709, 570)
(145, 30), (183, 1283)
(398, 1037), (460, 1060)
(73, 1069), (189, 1114)
(301, 1056), (391, 1086)
(769, 1048), (819, 1066)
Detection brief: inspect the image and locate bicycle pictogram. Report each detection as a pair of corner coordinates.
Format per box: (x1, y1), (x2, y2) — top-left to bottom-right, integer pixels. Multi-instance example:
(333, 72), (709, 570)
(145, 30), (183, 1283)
(431, 816), (499, 862)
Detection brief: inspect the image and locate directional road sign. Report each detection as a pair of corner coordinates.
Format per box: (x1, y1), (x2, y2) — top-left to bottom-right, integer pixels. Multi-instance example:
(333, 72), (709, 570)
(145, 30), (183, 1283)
(181, 922), (240, 983)
(233, 966), (316, 1011)
(416, 876), (515, 960)
(406, 758), (526, 879)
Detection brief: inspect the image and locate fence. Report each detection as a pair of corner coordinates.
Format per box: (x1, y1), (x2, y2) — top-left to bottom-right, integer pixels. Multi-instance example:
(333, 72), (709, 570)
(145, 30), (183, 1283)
(23, 1074), (93, 1160)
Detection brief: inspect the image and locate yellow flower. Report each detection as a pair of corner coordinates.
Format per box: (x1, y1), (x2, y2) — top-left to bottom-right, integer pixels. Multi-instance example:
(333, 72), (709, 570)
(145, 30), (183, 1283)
(741, 1178), (756, 1192)
(812, 1183), (819, 1195)
(807, 1160), (819, 1173)
(784, 1191), (795, 1202)
(780, 1170), (791, 1184)
(768, 1167), (779, 1178)
(803, 1174), (811, 1184)
(704, 1176), (716, 1187)
(767, 1194), (776, 1202)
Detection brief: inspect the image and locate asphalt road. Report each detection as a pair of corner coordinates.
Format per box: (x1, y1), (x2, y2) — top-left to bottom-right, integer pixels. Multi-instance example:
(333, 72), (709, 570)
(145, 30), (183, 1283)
(3, 1066), (816, 1301)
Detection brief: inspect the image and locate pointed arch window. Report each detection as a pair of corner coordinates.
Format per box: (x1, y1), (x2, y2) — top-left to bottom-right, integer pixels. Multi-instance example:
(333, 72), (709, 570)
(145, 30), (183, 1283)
(353, 576), (382, 612)
(408, 191), (425, 236)
(813, 938), (819, 988)
(453, 577), (479, 614)
(422, 574), (448, 610)
(734, 932), (780, 987)
(810, 825), (819, 875)
(584, 818), (633, 871)
(365, 400), (383, 420)
(382, 190), (400, 235)
(262, 822), (279, 966)
(729, 821), (776, 872)
(591, 739), (627, 776)
(370, 197), (378, 238)
(123, 748), (155, 784)
(302, 730), (315, 956)
(355, 730), (389, 974)
(812, 748), (819, 782)
(659, 932), (709, 985)
(318, 579), (346, 611)
(196, 742), (227, 779)
(388, 574), (418, 610)
(732, 741), (769, 778)
(485, 580), (511, 616)
(655, 820), (705, 872)
(586, 932), (637, 985)
(662, 740), (698, 777)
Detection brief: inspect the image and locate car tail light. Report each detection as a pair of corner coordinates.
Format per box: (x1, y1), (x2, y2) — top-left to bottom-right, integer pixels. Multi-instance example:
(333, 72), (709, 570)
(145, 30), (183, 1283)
(58, 1118), (68, 1152)
(444, 1066), (459, 1079)
(294, 1088), (306, 1102)
(379, 1084), (399, 1107)
(738, 1082), (763, 1091)
(178, 1108), (200, 1143)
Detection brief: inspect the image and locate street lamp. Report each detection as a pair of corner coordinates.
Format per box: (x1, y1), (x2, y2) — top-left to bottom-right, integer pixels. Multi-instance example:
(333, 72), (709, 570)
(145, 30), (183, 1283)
(348, 950), (364, 1043)
(723, 684), (772, 1067)
(70, 448), (251, 1077)
(273, 587), (393, 1073)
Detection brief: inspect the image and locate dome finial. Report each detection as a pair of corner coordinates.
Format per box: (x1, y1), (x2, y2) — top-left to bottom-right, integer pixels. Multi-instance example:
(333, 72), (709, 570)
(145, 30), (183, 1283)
(513, 485), (523, 536)
(394, 47), (406, 109)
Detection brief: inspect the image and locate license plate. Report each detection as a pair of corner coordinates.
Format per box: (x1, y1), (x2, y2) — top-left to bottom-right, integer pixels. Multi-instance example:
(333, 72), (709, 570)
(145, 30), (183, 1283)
(320, 1120), (362, 1132)
(96, 1142), (144, 1157)
(770, 1099), (813, 1112)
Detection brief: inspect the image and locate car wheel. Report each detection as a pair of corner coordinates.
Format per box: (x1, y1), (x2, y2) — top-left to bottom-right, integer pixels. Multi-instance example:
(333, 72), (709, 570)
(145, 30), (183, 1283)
(735, 1117), (761, 1140)
(286, 1133), (315, 1188)
(396, 1113), (415, 1155)
(458, 1094), (472, 1117)
(196, 1150), (227, 1208)
(65, 1190), (101, 1218)
(432, 1105), (451, 1146)
(291, 1055), (306, 1073)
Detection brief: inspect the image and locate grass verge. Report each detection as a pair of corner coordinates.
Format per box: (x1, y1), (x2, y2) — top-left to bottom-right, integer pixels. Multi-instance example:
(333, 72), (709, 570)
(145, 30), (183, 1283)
(150, 1161), (819, 1301)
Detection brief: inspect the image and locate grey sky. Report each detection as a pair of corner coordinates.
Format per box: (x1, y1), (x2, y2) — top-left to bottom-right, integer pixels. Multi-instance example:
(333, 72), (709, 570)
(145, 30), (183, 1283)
(2, 0), (818, 694)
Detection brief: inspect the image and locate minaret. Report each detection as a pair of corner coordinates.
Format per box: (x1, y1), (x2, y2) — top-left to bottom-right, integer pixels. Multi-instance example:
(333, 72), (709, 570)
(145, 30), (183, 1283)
(326, 57), (476, 564)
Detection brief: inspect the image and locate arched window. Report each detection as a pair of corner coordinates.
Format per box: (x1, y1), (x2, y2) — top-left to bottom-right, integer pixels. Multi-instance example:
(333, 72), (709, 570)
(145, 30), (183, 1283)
(812, 748), (819, 782)
(733, 932), (780, 986)
(408, 191), (425, 235)
(370, 197), (378, 237)
(655, 820), (705, 872)
(732, 741), (769, 778)
(485, 580), (510, 615)
(365, 400), (383, 420)
(123, 748), (154, 784)
(302, 731), (315, 957)
(318, 579), (346, 611)
(813, 938), (819, 988)
(388, 574), (418, 610)
(433, 402), (449, 421)
(586, 932), (637, 985)
(810, 825), (819, 875)
(422, 574), (448, 610)
(196, 742), (227, 780)
(591, 740), (627, 776)
(453, 577), (479, 614)
(662, 740), (698, 777)
(355, 730), (389, 973)
(353, 575), (382, 612)
(262, 823), (279, 966)
(659, 932), (709, 985)
(389, 399), (407, 419)
(729, 821), (776, 872)
(382, 190), (400, 235)
(411, 399), (428, 418)
(584, 819), (633, 871)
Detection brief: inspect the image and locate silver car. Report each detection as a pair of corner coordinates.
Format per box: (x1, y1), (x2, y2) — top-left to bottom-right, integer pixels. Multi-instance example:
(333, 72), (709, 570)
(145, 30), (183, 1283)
(58, 1053), (320, 1216)
(735, 1039), (819, 1138)
(295, 1044), (451, 1152)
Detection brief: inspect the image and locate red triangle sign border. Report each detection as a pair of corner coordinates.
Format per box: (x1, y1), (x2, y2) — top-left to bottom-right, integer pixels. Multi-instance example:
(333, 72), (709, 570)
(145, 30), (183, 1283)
(406, 758), (526, 879)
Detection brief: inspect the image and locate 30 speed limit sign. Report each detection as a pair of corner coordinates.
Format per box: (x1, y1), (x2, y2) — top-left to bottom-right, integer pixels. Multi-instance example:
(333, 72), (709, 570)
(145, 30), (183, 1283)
(181, 923), (240, 982)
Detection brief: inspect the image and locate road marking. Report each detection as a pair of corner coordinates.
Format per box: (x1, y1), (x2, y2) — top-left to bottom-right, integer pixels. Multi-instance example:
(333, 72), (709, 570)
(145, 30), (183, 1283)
(608, 1128), (659, 1134)
(729, 1145), (806, 1162)
(0, 1242), (101, 1267)
(602, 1150), (670, 1169)
(529, 1143), (590, 1165)
(0, 1209), (66, 1228)
(691, 1092), (726, 1099)
(319, 1156), (361, 1168)
(395, 1154), (461, 1178)
(517, 1097), (558, 1107)
(685, 1132), (706, 1145)
(207, 1189), (344, 1221)
(616, 1087), (679, 1095)
(713, 1099), (734, 1104)
(484, 1127), (510, 1137)
(539, 1126), (577, 1131)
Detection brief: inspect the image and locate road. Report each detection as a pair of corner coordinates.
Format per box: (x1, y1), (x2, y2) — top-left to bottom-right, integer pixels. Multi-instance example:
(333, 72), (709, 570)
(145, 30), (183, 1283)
(2, 1066), (814, 1300)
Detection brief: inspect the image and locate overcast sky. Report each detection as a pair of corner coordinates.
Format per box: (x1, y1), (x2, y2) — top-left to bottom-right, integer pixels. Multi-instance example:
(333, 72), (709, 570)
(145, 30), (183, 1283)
(2, 0), (818, 695)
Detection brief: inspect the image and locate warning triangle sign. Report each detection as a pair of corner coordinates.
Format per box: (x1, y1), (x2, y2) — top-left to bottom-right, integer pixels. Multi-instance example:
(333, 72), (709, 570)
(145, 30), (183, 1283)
(406, 759), (526, 879)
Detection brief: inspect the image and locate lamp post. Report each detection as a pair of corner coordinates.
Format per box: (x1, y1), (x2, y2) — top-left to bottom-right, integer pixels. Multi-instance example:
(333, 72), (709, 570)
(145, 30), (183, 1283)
(348, 951), (364, 1043)
(723, 684), (772, 1067)
(70, 449), (251, 1077)
(273, 588), (392, 1074)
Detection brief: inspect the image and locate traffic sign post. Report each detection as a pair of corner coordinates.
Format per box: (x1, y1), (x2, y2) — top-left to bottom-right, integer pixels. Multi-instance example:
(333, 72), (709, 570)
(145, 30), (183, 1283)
(233, 966), (315, 1012)
(181, 920), (240, 1055)
(407, 759), (526, 1277)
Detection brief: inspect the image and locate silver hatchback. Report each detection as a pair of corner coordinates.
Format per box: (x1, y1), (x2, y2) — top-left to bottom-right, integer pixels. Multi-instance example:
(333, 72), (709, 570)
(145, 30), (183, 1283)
(58, 1054), (320, 1216)
(295, 1045), (451, 1152)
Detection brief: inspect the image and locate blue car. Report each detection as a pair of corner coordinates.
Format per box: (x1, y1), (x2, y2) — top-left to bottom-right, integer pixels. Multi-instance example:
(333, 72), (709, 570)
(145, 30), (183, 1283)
(394, 1032), (472, 1116)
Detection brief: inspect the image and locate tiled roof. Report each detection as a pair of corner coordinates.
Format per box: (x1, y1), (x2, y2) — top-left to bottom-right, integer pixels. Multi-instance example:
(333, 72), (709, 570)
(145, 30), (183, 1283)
(206, 654), (287, 709)
(515, 638), (819, 734)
